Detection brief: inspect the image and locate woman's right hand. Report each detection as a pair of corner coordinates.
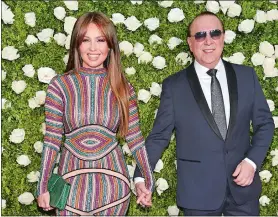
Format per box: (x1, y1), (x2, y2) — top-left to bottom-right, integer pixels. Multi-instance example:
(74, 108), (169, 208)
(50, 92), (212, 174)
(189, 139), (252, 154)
(37, 191), (54, 211)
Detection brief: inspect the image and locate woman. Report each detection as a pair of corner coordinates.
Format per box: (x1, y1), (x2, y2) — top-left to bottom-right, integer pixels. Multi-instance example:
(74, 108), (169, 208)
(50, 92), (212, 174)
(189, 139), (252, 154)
(37, 12), (154, 216)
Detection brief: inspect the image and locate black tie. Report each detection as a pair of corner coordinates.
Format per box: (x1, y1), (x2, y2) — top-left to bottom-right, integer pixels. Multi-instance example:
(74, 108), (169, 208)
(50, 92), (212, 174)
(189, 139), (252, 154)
(207, 69), (227, 140)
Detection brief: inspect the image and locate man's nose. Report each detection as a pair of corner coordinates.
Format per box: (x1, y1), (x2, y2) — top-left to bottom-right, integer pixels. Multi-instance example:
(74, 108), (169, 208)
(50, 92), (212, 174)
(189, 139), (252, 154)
(204, 34), (213, 45)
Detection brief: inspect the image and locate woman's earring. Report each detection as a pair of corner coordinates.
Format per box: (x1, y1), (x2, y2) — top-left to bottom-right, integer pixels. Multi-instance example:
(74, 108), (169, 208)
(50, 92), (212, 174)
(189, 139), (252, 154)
(79, 56), (83, 66)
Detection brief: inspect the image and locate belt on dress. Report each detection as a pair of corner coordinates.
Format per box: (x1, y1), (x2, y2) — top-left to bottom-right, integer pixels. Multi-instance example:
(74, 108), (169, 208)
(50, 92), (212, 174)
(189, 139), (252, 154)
(62, 168), (131, 215)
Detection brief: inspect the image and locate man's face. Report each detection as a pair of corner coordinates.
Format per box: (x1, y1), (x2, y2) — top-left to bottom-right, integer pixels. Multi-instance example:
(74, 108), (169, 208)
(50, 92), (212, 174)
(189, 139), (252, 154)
(187, 15), (224, 69)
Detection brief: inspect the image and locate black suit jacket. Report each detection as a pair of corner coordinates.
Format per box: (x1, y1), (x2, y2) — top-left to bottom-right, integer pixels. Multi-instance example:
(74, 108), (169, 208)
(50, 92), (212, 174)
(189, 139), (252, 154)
(134, 60), (274, 210)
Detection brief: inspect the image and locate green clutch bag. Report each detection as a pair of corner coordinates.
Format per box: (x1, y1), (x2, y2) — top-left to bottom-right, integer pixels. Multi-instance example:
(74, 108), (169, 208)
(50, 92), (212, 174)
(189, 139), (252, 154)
(47, 174), (71, 210)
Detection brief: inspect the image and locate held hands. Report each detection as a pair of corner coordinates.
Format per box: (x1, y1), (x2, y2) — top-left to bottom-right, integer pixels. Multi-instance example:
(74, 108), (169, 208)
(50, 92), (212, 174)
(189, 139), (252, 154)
(135, 182), (152, 207)
(232, 160), (255, 187)
(37, 191), (54, 211)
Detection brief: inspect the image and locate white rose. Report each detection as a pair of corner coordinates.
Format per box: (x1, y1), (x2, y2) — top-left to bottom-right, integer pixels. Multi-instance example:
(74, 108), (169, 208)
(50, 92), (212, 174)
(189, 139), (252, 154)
(33, 141), (43, 153)
(11, 80), (27, 94)
(17, 155), (31, 167)
(28, 97), (40, 109)
(167, 37), (183, 50)
(259, 170), (272, 183)
(271, 148), (278, 166)
(63, 53), (69, 65)
(2, 70), (7, 81)
(138, 51), (153, 64)
(119, 41), (133, 56)
(2, 46), (20, 61)
(2, 199), (6, 209)
(27, 171), (40, 183)
(18, 192), (34, 205)
(65, 34), (71, 50)
(37, 28), (54, 43)
(156, 177), (169, 195)
(219, 1), (235, 14)
(171, 133), (175, 141)
(37, 67), (57, 84)
(7, 128), (22, 144)
(152, 56), (166, 69)
(144, 17), (159, 31)
(25, 35), (38, 45)
(228, 52), (245, 64)
(1, 2), (15, 24)
(122, 143), (132, 156)
(130, 0), (143, 4)
(127, 165), (135, 178)
(168, 8), (185, 23)
(35, 91), (46, 105)
(64, 0), (78, 10)
(149, 34), (163, 45)
(124, 16), (142, 31)
(274, 116), (278, 129)
(53, 166), (58, 174)
(267, 9), (278, 21)
(194, 0), (205, 3)
(254, 10), (267, 23)
(138, 89), (151, 103)
(206, 1), (220, 14)
(24, 12), (36, 27)
(227, 3), (242, 17)
(267, 100), (275, 112)
(125, 67), (136, 75)
(224, 30), (236, 44)
(275, 45), (278, 59)
(269, 0), (277, 3)
(259, 195), (270, 206)
(41, 122), (46, 135)
(150, 82), (162, 96)
(154, 109), (158, 119)
(158, 1), (173, 8)
(175, 52), (191, 66)
(238, 19), (255, 33)
(251, 53), (265, 66)
(64, 16), (77, 35)
(167, 205), (180, 216)
(154, 159), (164, 173)
(54, 7), (66, 20)
(54, 33), (67, 46)
(259, 41), (275, 57)
(133, 42), (144, 57)
(22, 64), (35, 78)
(2, 98), (11, 109)
(111, 13), (125, 25)
(263, 57), (278, 78)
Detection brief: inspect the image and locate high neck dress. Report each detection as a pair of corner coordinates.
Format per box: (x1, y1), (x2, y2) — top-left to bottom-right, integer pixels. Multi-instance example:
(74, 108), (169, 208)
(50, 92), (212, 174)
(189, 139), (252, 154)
(37, 67), (154, 216)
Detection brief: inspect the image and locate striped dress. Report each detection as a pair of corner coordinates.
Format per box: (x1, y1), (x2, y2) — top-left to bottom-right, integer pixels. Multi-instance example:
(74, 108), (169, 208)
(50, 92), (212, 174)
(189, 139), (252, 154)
(37, 67), (154, 216)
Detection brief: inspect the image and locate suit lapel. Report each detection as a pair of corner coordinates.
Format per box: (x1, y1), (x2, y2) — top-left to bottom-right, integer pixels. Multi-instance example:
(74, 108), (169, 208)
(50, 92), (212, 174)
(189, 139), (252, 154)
(223, 60), (238, 140)
(186, 63), (223, 140)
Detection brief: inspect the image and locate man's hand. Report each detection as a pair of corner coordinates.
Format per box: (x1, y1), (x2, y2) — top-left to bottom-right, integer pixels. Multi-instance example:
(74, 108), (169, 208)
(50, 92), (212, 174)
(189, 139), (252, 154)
(135, 182), (152, 207)
(232, 160), (255, 187)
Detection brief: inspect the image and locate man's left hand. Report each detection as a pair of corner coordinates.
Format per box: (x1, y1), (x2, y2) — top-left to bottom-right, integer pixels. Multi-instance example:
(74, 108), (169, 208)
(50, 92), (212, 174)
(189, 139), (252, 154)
(232, 160), (255, 187)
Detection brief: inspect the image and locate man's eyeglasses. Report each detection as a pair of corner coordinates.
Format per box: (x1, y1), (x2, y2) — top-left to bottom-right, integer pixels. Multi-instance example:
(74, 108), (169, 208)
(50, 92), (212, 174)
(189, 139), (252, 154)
(190, 29), (223, 42)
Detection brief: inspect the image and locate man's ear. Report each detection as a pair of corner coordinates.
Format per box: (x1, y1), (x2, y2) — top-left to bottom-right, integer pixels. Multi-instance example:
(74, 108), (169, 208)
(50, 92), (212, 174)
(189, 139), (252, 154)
(187, 37), (192, 52)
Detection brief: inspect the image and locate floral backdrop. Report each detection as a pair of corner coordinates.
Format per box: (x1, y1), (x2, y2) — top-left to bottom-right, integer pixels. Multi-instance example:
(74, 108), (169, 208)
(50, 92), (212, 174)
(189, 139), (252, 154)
(1, 0), (278, 216)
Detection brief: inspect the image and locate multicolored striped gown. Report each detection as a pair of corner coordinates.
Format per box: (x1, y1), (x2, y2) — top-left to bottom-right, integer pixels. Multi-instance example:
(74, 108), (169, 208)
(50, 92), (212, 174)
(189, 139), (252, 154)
(37, 67), (154, 216)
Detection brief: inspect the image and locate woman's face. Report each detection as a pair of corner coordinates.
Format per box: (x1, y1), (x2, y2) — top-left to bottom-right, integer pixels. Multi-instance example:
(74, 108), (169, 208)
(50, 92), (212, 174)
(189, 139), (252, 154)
(79, 23), (109, 69)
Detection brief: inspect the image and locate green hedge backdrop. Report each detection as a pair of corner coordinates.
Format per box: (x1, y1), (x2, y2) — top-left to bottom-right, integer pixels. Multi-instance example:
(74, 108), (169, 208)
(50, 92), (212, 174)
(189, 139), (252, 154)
(1, 0), (278, 216)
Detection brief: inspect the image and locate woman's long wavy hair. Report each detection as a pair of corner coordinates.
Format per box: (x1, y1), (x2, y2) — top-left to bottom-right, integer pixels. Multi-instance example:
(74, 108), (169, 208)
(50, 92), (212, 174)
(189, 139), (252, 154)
(65, 12), (130, 137)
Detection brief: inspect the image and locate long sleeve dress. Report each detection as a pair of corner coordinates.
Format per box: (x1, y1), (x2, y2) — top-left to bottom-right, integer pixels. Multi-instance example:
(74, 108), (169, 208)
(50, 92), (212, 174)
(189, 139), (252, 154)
(37, 67), (154, 216)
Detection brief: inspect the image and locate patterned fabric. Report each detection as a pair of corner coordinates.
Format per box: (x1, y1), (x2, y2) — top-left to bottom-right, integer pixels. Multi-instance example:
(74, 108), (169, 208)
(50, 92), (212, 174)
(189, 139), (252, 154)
(37, 67), (154, 215)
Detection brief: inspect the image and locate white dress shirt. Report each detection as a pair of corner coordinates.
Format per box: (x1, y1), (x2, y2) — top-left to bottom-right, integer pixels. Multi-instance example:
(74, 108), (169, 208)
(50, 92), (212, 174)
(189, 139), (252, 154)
(134, 59), (256, 184)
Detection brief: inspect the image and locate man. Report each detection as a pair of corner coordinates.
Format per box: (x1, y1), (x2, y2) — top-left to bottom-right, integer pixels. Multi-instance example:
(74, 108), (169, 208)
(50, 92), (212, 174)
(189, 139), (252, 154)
(134, 11), (274, 216)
